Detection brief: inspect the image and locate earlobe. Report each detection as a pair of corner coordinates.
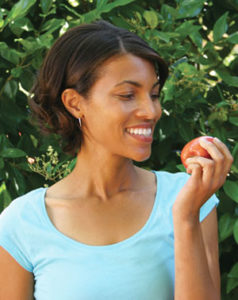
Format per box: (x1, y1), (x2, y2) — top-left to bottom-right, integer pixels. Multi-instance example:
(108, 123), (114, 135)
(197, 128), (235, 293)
(61, 88), (83, 118)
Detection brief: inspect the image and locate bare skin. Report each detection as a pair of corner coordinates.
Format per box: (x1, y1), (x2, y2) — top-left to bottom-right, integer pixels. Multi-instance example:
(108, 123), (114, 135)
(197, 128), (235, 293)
(0, 54), (233, 299)
(45, 167), (157, 246)
(0, 246), (34, 300)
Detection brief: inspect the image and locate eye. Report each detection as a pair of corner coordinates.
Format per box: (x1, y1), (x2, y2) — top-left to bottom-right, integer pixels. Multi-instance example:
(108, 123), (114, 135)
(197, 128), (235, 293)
(118, 94), (135, 100)
(151, 93), (160, 101)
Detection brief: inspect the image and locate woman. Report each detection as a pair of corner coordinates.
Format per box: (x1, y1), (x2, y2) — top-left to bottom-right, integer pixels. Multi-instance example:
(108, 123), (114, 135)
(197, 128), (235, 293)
(0, 20), (233, 300)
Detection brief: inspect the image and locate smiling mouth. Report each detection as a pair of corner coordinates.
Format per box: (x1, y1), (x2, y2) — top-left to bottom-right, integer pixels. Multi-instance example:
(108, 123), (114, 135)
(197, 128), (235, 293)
(125, 128), (153, 143)
(125, 127), (152, 137)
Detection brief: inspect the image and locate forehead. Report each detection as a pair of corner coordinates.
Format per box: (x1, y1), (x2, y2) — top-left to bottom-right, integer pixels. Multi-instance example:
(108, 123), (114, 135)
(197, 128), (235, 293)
(95, 54), (158, 88)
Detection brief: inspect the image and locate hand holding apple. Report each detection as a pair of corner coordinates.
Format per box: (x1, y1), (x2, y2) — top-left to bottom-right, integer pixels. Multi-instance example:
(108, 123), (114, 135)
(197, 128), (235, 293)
(173, 136), (233, 220)
(181, 136), (214, 169)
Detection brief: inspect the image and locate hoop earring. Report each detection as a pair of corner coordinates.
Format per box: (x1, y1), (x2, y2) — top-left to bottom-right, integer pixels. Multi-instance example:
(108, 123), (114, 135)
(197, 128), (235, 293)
(78, 117), (82, 128)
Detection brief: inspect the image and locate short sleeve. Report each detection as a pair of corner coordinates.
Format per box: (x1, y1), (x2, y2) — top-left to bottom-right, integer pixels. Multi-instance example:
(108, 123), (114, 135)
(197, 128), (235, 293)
(154, 171), (220, 224)
(199, 193), (219, 222)
(0, 199), (33, 272)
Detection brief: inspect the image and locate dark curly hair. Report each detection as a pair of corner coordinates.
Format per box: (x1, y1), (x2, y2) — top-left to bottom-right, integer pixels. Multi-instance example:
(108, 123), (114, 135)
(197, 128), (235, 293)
(29, 20), (169, 156)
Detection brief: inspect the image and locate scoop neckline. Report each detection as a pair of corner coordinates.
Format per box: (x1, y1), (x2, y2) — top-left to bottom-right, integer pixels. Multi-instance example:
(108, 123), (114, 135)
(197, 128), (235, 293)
(40, 170), (160, 251)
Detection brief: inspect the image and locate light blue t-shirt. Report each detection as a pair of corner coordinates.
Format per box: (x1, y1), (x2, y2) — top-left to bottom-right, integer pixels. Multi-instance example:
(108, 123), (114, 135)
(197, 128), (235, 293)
(0, 171), (219, 300)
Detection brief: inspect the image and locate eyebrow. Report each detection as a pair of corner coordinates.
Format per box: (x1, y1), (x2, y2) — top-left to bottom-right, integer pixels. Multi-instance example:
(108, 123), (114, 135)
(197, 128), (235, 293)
(114, 80), (160, 89)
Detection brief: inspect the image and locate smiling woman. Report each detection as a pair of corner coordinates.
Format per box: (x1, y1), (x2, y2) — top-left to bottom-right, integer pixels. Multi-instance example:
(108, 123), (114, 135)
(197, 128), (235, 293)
(0, 20), (233, 300)
(29, 20), (168, 156)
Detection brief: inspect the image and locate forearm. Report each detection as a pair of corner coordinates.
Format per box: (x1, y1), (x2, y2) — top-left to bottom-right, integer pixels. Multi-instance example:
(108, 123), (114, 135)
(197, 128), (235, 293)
(173, 212), (220, 300)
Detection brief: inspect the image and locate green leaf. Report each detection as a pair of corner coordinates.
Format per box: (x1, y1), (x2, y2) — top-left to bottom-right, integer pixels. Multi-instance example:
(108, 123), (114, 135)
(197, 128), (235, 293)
(3, 80), (18, 99)
(31, 54), (44, 70)
(161, 4), (177, 20)
(232, 143), (238, 171)
(223, 180), (238, 203)
(143, 10), (159, 29)
(37, 33), (54, 49)
(0, 42), (23, 65)
(229, 116), (238, 126)
(81, 0), (136, 23)
(176, 164), (186, 172)
(0, 148), (26, 158)
(96, 0), (135, 12)
(0, 135), (13, 152)
(171, 57), (188, 68)
(233, 219), (238, 244)
(213, 12), (228, 43)
(67, 158), (76, 171)
(0, 98), (26, 129)
(175, 21), (200, 36)
(227, 32), (238, 44)
(59, 4), (81, 18)
(15, 37), (39, 52)
(216, 70), (238, 87)
(109, 16), (132, 30)
(12, 168), (26, 194)
(0, 157), (4, 169)
(96, 0), (108, 9)
(11, 67), (23, 78)
(228, 262), (238, 278)
(219, 213), (236, 242)
(0, 10), (4, 28)
(178, 120), (194, 141)
(9, 17), (34, 36)
(227, 277), (238, 294)
(41, 18), (65, 33)
(177, 0), (204, 19)
(155, 31), (171, 43)
(227, 263), (238, 293)
(0, 182), (12, 209)
(5, 0), (37, 25)
(190, 31), (203, 48)
(40, 0), (53, 14)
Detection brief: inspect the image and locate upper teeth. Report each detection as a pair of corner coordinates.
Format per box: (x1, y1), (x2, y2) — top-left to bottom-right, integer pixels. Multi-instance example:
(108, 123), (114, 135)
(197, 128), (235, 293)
(126, 128), (152, 136)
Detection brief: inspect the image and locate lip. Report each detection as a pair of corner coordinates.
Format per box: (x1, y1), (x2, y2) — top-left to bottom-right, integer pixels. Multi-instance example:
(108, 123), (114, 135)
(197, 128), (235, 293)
(125, 124), (153, 143)
(126, 131), (153, 143)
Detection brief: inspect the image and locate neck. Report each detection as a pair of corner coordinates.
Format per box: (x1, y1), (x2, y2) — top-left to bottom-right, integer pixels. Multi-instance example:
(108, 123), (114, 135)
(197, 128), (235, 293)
(66, 146), (141, 201)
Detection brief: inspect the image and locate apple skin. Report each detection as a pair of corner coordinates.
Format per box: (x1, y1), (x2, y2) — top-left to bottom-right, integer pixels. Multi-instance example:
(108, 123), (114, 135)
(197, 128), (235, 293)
(181, 136), (214, 168)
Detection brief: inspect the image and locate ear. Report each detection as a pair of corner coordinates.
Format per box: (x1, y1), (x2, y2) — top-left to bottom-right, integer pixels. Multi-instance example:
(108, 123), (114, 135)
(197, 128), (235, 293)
(61, 89), (84, 119)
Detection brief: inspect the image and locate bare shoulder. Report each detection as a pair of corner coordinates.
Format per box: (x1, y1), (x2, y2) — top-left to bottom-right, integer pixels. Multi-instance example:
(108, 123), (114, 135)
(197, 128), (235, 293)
(0, 246), (34, 300)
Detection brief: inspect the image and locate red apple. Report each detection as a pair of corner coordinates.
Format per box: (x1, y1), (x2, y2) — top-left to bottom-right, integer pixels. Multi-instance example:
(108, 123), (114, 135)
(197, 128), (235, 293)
(181, 136), (214, 168)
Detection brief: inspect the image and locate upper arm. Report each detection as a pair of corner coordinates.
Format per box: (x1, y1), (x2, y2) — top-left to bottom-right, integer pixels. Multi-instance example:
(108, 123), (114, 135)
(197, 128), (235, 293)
(200, 207), (221, 294)
(0, 246), (34, 300)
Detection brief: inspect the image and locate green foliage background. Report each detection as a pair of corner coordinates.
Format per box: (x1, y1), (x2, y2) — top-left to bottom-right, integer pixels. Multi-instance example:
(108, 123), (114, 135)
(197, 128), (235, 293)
(0, 0), (237, 297)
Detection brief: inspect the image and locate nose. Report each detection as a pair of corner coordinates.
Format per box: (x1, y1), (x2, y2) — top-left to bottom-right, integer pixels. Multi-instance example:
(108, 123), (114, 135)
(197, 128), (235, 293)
(135, 95), (162, 120)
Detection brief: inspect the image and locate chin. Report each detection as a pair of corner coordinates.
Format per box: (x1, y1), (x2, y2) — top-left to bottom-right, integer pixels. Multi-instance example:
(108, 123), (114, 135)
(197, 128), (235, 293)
(131, 151), (151, 162)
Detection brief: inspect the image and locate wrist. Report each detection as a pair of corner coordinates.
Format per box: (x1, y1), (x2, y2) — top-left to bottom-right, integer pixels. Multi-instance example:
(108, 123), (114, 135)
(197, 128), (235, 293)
(172, 203), (200, 227)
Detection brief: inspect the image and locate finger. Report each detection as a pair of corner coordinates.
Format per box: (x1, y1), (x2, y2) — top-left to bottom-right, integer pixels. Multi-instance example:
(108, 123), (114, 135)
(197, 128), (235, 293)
(199, 138), (225, 180)
(212, 137), (234, 172)
(199, 138), (224, 164)
(186, 156), (215, 185)
(187, 162), (202, 178)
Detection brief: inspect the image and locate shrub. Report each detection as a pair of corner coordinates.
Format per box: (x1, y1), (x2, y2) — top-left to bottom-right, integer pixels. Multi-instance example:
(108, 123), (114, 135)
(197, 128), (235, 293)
(0, 0), (237, 298)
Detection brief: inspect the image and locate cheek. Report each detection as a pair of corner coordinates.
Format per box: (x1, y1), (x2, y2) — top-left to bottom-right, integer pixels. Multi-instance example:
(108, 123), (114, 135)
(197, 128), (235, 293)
(155, 102), (162, 119)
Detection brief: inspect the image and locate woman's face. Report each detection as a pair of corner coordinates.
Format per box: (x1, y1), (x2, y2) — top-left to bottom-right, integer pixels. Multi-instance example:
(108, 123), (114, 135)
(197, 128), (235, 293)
(80, 54), (162, 162)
